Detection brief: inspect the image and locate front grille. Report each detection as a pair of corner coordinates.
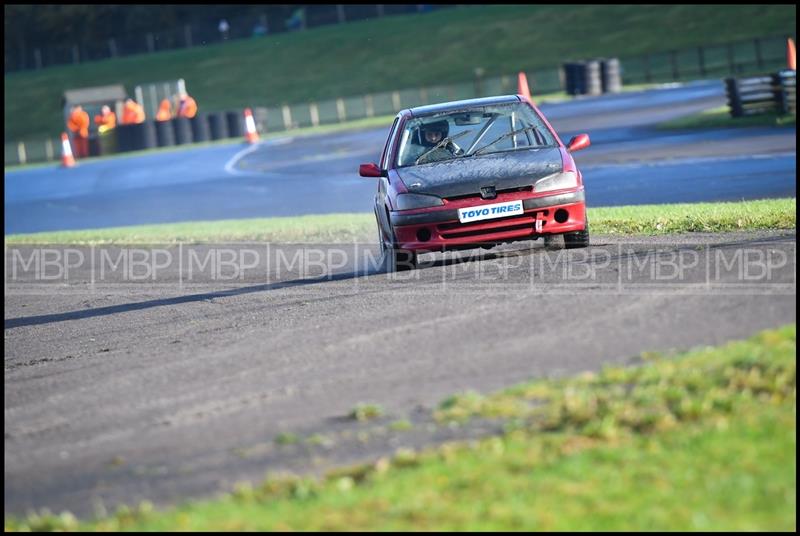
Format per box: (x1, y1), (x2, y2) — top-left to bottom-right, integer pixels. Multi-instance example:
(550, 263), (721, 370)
(437, 210), (548, 240)
(444, 185), (533, 202)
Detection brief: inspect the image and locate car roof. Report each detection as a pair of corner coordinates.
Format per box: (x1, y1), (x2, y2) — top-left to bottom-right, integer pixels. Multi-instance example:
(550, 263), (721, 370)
(406, 95), (522, 117)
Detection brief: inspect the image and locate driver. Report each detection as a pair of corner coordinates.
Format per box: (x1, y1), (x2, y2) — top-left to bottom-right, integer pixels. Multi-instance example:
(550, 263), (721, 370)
(421, 120), (448, 147)
(410, 119), (463, 164)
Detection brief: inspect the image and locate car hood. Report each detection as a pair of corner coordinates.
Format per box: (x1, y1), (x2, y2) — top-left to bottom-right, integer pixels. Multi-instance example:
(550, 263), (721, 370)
(395, 147), (564, 198)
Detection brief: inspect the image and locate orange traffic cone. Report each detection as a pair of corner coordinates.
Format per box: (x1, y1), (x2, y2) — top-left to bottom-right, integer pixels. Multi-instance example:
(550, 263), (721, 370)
(60, 132), (75, 168)
(517, 71), (532, 103)
(788, 38), (796, 71)
(244, 108), (260, 144)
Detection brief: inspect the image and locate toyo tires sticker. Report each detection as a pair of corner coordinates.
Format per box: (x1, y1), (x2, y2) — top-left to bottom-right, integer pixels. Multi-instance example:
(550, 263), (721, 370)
(458, 200), (524, 224)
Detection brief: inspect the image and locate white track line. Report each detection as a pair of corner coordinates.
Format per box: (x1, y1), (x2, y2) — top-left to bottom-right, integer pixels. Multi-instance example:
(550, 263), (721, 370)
(224, 136), (295, 176)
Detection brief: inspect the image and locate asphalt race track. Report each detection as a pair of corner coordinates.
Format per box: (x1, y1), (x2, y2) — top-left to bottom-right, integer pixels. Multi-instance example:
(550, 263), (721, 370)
(4, 232), (797, 515)
(4, 81), (796, 234)
(4, 80), (798, 516)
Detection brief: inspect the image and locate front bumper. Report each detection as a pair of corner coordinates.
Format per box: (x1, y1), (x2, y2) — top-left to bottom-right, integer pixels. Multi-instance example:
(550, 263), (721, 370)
(390, 190), (586, 251)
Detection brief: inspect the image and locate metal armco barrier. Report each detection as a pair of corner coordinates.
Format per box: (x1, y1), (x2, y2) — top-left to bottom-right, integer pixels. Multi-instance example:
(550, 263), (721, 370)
(726, 70), (797, 117)
(171, 117), (194, 145)
(775, 70), (797, 115)
(208, 112), (229, 140)
(190, 113), (211, 142)
(155, 120), (176, 147)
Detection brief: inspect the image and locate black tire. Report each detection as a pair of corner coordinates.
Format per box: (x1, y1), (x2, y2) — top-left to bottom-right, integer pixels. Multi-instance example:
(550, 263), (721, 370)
(564, 225), (590, 249)
(544, 224), (590, 250)
(543, 234), (565, 250)
(387, 248), (418, 272)
(378, 226), (417, 272)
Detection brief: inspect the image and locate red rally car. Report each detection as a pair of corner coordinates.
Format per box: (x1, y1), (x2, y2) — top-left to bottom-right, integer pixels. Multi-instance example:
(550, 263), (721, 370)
(359, 95), (591, 271)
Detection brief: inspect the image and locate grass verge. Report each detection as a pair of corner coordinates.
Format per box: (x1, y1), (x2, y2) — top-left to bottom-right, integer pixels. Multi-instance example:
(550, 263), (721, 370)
(657, 105), (797, 130)
(5, 198), (795, 245)
(6, 324), (795, 531)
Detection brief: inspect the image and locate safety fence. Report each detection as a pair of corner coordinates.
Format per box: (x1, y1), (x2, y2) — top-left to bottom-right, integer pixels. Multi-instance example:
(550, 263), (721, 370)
(5, 34), (793, 167)
(725, 70), (797, 117)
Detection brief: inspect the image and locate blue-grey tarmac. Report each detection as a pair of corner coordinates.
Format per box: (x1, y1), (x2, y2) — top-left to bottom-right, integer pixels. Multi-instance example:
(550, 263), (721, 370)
(5, 80), (796, 234)
(4, 80), (797, 519)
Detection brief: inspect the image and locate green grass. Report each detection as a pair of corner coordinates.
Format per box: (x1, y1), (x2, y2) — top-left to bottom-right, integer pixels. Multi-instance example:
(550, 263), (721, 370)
(349, 404), (385, 422)
(274, 433), (300, 446)
(5, 5), (796, 140)
(7, 325), (795, 531)
(389, 420), (413, 432)
(5, 198), (795, 245)
(657, 105), (798, 130)
(586, 198), (796, 235)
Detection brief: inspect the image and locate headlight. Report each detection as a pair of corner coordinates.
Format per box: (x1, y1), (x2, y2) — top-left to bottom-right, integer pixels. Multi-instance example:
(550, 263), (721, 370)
(394, 193), (444, 210)
(534, 171), (578, 193)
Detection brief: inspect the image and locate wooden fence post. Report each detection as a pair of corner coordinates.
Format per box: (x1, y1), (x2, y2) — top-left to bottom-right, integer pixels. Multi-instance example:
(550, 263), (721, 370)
(336, 98), (346, 122)
(17, 142), (27, 165)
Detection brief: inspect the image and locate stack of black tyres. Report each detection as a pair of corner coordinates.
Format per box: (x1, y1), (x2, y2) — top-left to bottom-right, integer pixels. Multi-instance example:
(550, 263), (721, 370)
(155, 120), (175, 147)
(208, 112), (229, 140)
(564, 62), (587, 96)
(584, 60), (602, 96)
(600, 58), (622, 93)
(226, 110), (244, 138)
(115, 122), (157, 153)
(171, 117), (194, 145)
(564, 59), (621, 95)
(190, 113), (211, 143)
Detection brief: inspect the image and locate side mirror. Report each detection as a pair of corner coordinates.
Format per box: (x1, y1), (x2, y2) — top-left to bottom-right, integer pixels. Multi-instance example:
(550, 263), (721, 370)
(359, 162), (384, 177)
(567, 134), (591, 153)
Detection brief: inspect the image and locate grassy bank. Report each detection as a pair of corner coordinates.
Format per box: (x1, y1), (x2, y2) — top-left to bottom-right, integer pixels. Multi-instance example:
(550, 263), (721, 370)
(7, 324), (795, 531)
(5, 4), (796, 140)
(657, 105), (797, 130)
(5, 198), (796, 245)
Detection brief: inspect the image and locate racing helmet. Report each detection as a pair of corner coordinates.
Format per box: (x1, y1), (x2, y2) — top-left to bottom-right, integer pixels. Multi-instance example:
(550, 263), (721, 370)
(417, 119), (449, 147)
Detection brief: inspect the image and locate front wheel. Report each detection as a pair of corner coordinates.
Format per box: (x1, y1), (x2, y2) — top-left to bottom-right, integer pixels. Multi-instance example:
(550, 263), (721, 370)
(544, 224), (590, 250)
(379, 228), (418, 272)
(564, 225), (590, 249)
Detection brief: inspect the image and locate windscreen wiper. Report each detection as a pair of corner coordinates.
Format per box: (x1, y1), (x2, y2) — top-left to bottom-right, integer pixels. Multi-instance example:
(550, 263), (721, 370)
(415, 129), (473, 165)
(467, 125), (541, 157)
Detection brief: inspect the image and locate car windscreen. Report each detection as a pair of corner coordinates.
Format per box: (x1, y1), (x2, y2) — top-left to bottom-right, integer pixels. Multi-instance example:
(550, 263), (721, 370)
(395, 102), (556, 168)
